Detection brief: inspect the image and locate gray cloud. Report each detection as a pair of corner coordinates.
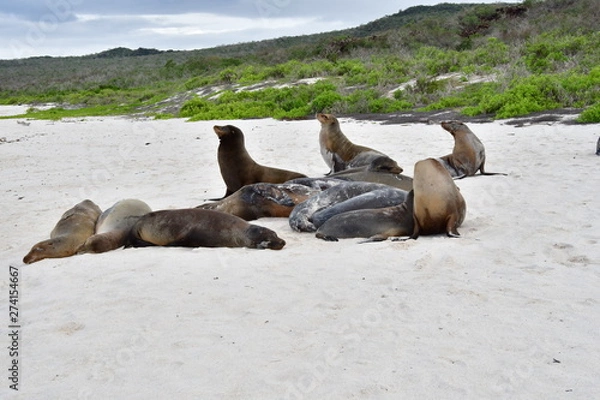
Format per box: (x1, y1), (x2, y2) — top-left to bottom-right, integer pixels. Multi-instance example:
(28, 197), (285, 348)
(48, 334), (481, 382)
(0, 0), (513, 60)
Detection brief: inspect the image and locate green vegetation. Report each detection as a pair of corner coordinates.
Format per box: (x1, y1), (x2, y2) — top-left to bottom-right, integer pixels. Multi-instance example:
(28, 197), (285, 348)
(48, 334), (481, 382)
(1, 0), (599, 122)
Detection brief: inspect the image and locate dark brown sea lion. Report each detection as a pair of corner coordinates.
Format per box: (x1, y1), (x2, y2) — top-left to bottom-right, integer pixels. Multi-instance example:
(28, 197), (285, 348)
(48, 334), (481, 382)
(438, 120), (507, 178)
(197, 182), (321, 221)
(317, 113), (402, 174)
(328, 160), (413, 191)
(78, 199), (152, 254)
(128, 208), (286, 250)
(213, 125), (306, 199)
(23, 199), (102, 264)
(411, 158), (466, 239)
(315, 190), (415, 242)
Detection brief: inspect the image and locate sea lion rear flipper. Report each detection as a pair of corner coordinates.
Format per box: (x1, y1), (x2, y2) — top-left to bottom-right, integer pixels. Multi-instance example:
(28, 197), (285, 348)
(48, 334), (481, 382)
(480, 172), (508, 176)
(445, 215), (461, 238)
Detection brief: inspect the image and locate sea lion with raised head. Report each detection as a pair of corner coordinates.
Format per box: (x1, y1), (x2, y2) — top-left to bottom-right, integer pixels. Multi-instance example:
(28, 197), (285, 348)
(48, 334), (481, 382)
(411, 158), (466, 239)
(316, 190), (415, 242)
(128, 208), (286, 250)
(78, 199), (152, 254)
(23, 199), (102, 264)
(213, 125), (306, 199)
(317, 113), (402, 174)
(438, 120), (507, 179)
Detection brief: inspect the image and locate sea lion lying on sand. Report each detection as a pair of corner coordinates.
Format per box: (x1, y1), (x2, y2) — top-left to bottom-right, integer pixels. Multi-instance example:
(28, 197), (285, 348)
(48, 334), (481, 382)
(316, 190), (415, 242)
(289, 181), (408, 233)
(128, 208), (286, 250)
(78, 199), (152, 254)
(23, 199), (101, 264)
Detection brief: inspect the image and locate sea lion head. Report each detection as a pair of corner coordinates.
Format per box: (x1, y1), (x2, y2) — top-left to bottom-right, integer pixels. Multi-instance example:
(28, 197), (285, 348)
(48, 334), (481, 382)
(23, 239), (60, 264)
(368, 155), (403, 174)
(441, 120), (467, 136)
(245, 225), (286, 250)
(316, 113), (339, 128)
(213, 125), (243, 140)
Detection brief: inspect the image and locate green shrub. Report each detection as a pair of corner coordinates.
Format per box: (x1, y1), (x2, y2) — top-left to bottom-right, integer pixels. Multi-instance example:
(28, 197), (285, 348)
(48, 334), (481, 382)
(577, 102), (600, 123)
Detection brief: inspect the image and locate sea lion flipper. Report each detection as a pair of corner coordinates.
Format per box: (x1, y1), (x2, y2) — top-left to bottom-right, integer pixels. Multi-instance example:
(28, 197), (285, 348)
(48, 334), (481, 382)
(445, 215), (461, 238)
(409, 215), (420, 240)
(358, 234), (388, 244)
(315, 232), (339, 242)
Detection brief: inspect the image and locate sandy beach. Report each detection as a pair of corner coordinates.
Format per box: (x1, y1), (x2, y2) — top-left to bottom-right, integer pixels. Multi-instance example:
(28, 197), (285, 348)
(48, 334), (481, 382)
(1, 107), (599, 399)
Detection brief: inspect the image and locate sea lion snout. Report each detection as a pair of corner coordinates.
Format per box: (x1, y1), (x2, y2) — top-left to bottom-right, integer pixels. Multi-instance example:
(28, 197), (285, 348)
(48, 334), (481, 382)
(213, 125), (226, 137)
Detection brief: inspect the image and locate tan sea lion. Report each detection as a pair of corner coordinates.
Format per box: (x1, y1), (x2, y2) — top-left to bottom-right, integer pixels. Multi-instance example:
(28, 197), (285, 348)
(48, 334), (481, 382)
(317, 113), (402, 174)
(315, 190), (415, 242)
(411, 158), (466, 239)
(213, 125), (306, 199)
(23, 199), (102, 264)
(128, 208), (286, 250)
(438, 120), (507, 178)
(78, 199), (152, 254)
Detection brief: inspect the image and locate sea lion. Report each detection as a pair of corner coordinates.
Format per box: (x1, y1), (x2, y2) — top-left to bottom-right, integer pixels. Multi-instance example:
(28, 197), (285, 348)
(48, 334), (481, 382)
(197, 182), (321, 221)
(328, 163), (413, 191)
(411, 158), (466, 239)
(317, 113), (402, 174)
(128, 208), (286, 250)
(289, 181), (407, 232)
(316, 190), (415, 242)
(213, 125), (306, 199)
(438, 120), (507, 178)
(310, 187), (408, 228)
(23, 199), (102, 264)
(78, 199), (152, 254)
(333, 152), (402, 174)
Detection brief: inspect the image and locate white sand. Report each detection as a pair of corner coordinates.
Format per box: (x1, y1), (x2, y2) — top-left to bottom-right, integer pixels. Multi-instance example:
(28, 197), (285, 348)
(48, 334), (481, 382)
(1, 108), (599, 399)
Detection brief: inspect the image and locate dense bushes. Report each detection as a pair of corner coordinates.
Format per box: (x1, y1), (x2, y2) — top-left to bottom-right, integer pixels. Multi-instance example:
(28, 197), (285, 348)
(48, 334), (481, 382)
(2, 0), (599, 123)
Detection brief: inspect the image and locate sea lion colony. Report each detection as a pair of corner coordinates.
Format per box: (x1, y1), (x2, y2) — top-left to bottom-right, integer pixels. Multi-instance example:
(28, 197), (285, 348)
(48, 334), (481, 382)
(23, 115), (506, 263)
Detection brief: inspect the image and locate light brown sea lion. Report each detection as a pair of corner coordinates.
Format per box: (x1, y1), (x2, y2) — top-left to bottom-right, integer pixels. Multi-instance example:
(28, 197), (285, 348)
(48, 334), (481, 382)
(128, 208), (286, 250)
(438, 120), (507, 178)
(317, 113), (402, 174)
(78, 199), (152, 254)
(315, 190), (415, 242)
(213, 125), (306, 199)
(23, 199), (102, 264)
(411, 158), (466, 239)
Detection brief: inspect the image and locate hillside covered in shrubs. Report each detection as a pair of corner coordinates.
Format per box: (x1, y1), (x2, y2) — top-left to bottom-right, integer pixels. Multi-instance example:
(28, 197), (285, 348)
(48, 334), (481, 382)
(0, 0), (599, 122)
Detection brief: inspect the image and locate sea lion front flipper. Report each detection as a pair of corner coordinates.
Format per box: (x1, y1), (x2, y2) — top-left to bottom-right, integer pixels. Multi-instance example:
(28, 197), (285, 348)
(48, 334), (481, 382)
(409, 215), (420, 240)
(315, 232), (339, 242)
(331, 153), (346, 173)
(358, 234), (389, 244)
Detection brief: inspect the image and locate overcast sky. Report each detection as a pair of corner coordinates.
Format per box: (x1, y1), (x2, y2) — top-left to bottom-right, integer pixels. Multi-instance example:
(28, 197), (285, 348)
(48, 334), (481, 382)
(1, 0), (515, 60)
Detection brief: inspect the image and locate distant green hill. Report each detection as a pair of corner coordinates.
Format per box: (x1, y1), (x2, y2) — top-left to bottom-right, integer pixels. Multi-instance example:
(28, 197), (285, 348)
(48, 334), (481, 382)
(1, 0), (598, 122)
